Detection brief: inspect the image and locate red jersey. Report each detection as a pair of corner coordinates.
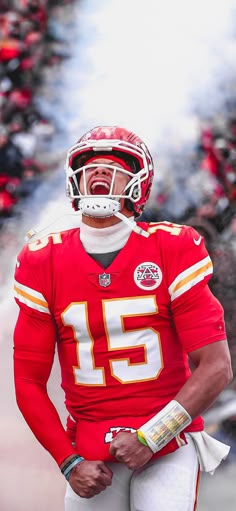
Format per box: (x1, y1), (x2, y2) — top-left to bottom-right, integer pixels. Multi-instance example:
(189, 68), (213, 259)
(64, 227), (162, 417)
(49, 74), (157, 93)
(13, 221), (226, 465)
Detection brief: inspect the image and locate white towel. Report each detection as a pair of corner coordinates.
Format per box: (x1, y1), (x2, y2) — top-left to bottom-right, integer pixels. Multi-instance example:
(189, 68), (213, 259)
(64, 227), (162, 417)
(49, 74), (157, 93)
(187, 431), (230, 474)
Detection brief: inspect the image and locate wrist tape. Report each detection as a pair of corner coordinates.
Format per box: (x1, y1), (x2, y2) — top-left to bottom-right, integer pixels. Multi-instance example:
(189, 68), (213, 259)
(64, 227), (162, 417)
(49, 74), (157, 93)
(137, 400), (192, 453)
(61, 455), (84, 481)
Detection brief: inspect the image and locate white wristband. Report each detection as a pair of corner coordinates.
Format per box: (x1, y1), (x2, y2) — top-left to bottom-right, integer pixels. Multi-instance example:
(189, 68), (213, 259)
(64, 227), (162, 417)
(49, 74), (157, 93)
(137, 400), (192, 453)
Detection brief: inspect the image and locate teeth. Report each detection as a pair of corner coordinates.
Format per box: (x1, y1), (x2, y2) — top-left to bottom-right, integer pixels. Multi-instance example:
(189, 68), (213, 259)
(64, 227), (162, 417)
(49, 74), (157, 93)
(91, 181), (110, 191)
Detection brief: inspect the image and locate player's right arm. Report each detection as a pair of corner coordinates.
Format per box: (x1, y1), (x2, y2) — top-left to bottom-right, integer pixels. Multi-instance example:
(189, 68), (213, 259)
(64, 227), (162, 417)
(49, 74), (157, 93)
(14, 242), (112, 496)
(14, 308), (78, 462)
(13, 243), (77, 466)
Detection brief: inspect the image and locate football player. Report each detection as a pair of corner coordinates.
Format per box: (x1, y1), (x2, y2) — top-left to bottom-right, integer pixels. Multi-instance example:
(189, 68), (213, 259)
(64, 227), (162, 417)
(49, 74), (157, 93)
(14, 126), (233, 511)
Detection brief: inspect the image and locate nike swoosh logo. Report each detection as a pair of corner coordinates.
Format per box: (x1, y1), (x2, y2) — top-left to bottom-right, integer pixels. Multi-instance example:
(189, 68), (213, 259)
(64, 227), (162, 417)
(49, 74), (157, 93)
(193, 236), (202, 246)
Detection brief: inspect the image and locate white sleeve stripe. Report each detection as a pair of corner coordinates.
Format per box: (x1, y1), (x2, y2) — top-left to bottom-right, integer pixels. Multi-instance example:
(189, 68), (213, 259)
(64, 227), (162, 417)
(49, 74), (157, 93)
(168, 256), (213, 301)
(14, 290), (50, 314)
(170, 266), (213, 301)
(14, 280), (50, 314)
(14, 279), (47, 301)
(169, 256), (212, 294)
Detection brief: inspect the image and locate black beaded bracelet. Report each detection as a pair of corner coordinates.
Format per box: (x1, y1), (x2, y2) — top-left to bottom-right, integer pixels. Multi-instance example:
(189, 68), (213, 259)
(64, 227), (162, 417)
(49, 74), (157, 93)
(61, 455), (84, 481)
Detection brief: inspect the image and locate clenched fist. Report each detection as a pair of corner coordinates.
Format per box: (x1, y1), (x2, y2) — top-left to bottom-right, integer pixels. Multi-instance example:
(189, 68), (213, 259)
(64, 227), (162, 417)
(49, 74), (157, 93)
(109, 431), (153, 470)
(69, 460), (113, 499)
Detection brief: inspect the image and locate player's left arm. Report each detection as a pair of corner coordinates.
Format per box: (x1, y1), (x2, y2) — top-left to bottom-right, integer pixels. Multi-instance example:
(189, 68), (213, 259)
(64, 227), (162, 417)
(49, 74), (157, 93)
(129, 226), (233, 461)
(168, 225), (233, 416)
(111, 226), (233, 467)
(110, 336), (233, 469)
(175, 339), (232, 419)
(110, 336), (232, 470)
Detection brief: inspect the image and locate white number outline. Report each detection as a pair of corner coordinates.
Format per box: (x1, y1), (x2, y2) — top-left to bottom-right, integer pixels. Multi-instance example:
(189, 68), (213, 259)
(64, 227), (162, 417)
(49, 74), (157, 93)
(62, 296), (163, 386)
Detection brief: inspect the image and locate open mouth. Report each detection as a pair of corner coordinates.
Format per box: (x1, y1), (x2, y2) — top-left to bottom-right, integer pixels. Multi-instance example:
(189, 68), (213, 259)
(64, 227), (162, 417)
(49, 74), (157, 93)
(90, 181), (110, 195)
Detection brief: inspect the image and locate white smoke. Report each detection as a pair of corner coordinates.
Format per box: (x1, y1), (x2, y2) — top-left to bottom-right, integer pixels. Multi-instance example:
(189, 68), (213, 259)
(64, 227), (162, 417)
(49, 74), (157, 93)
(62, 0), (236, 149)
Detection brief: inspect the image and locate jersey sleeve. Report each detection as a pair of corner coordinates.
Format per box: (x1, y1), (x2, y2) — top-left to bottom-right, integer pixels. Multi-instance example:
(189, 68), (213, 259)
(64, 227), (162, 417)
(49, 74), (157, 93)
(14, 242), (51, 316)
(13, 243), (77, 465)
(163, 225), (226, 352)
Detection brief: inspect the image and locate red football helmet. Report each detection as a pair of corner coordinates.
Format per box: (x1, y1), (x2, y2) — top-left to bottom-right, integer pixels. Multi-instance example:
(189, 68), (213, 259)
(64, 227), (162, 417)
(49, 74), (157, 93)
(65, 126), (154, 217)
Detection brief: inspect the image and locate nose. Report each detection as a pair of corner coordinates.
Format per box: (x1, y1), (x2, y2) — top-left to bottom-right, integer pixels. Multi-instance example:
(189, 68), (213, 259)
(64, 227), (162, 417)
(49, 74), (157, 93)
(94, 165), (112, 176)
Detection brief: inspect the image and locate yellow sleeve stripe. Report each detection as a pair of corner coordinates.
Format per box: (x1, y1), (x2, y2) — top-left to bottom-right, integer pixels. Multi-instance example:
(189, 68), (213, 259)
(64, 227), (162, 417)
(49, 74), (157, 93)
(14, 280), (50, 314)
(172, 260), (213, 293)
(169, 256), (213, 301)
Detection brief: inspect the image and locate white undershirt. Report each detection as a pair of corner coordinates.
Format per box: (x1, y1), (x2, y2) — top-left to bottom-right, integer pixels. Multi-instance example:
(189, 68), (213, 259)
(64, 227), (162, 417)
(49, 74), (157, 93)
(80, 217), (135, 253)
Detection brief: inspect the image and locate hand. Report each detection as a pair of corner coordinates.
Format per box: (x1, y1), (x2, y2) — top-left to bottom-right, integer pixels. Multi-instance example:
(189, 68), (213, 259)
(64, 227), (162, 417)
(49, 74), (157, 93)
(69, 460), (113, 499)
(109, 432), (153, 470)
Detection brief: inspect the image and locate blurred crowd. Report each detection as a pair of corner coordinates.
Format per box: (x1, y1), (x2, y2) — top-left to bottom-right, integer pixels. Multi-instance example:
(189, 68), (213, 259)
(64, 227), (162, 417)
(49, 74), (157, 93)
(0, 0), (73, 223)
(188, 117), (236, 234)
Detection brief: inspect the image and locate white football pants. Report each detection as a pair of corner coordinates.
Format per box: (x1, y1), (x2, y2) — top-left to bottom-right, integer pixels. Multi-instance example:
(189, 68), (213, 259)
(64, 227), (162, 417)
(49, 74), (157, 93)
(64, 435), (200, 511)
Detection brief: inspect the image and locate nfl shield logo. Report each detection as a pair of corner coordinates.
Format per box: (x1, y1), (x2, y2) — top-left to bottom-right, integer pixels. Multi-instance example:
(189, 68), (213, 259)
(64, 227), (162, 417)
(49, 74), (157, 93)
(99, 272), (111, 287)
